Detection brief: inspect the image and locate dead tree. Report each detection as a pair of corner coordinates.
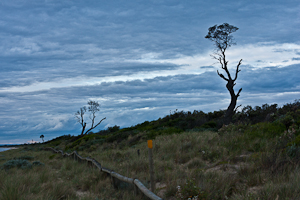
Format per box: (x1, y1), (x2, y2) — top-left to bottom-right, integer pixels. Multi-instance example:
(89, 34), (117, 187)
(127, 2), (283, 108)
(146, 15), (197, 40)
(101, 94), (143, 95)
(75, 101), (106, 135)
(205, 23), (242, 124)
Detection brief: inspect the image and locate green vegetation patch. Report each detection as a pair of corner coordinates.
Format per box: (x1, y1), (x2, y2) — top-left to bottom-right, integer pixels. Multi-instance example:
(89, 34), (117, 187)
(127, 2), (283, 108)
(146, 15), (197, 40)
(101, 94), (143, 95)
(14, 155), (34, 160)
(244, 122), (286, 139)
(65, 133), (107, 151)
(1, 159), (32, 170)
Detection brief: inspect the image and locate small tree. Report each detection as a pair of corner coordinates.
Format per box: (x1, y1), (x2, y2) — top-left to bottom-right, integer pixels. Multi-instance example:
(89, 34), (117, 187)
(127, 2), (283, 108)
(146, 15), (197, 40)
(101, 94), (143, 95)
(40, 135), (44, 143)
(75, 100), (106, 135)
(205, 23), (242, 124)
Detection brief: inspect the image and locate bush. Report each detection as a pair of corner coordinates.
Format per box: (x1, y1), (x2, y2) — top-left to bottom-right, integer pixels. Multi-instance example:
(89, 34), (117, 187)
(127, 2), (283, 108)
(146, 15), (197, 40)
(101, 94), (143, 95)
(245, 122), (285, 139)
(176, 178), (207, 200)
(146, 127), (183, 139)
(49, 154), (56, 159)
(286, 144), (300, 158)
(2, 159), (32, 170)
(32, 161), (45, 166)
(201, 121), (217, 129)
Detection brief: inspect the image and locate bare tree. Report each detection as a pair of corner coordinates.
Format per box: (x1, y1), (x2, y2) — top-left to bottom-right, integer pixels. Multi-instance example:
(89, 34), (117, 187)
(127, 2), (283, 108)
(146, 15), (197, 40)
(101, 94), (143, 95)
(75, 101), (106, 135)
(205, 23), (242, 124)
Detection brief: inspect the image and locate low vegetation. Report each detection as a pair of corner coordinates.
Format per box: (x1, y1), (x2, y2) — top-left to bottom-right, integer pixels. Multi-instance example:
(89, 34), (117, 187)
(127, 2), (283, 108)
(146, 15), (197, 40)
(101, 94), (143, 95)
(0, 100), (299, 199)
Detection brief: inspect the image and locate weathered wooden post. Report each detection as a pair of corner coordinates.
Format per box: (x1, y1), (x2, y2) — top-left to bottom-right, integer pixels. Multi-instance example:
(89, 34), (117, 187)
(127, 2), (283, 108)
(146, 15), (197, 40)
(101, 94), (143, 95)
(148, 140), (155, 192)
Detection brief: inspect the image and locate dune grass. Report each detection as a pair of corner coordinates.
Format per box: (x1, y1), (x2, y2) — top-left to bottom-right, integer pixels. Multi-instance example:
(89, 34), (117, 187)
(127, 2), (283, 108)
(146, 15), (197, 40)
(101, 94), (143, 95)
(1, 121), (300, 199)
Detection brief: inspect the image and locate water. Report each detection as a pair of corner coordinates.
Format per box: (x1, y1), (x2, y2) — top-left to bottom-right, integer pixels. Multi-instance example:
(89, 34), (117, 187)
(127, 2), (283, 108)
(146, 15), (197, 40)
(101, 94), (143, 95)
(0, 148), (11, 152)
(0, 144), (19, 152)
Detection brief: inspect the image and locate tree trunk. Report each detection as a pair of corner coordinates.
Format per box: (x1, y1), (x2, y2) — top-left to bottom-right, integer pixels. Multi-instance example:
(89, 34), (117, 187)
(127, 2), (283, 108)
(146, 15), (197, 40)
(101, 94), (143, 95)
(224, 79), (242, 125)
(81, 123), (86, 135)
(224, 80), (237, 124)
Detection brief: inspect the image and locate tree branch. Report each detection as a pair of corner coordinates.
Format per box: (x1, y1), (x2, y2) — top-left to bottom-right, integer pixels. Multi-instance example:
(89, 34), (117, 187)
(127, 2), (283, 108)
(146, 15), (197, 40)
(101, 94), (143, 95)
(236, 88), (242, 97)
(217, 70), (229, 81)
(84, 117), (106, 135)
(218, 57), (224, 69)
(233, 59), (242, 81)
(234, 104), (242, 113)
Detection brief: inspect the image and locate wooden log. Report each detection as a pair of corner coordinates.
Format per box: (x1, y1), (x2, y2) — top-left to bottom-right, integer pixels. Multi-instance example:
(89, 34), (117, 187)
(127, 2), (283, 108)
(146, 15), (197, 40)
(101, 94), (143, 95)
(101, 167), (112, 178)
(85, 157), (92, 167)
(90, 159), (98, 169)
(85, 157), (95, 168)
(76, 154), (84, 163)
(101, 167), (111, 174)
(92, 159), (102, 170)
(110, 171), (134, 184)
(134, 179), (163, 200)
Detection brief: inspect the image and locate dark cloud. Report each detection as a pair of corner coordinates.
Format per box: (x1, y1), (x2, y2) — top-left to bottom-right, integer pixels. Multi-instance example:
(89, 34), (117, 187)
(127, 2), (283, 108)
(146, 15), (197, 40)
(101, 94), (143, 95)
(0, 0), (299, 144)
(239, 64), (300, 92)
(0, 62), (180, 88)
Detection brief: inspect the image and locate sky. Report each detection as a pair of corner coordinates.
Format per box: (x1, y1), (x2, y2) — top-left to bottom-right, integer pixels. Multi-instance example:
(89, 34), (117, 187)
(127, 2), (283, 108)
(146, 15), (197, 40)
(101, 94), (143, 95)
(0, 0), (299, 144)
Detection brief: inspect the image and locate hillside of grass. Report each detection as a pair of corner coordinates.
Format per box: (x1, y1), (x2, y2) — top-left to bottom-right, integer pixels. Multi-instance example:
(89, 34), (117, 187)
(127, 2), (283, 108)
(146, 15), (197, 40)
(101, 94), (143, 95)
(1, 100), (300, 199)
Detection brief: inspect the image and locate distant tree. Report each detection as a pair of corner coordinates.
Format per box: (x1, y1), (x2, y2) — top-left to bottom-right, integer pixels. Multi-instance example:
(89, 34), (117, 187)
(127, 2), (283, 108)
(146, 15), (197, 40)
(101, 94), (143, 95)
(40, 135), (44, 142)
(205, 23), (242, 124)
(75, 100), (106, 135)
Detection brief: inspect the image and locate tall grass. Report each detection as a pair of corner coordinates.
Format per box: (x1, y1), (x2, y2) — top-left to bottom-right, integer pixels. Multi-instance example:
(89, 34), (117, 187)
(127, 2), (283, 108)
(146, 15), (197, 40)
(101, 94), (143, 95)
(1, 121), (300, 199)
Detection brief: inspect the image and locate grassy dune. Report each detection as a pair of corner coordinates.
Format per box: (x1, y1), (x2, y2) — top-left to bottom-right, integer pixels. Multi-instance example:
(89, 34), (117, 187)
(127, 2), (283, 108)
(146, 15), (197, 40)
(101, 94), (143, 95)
(1, 124), (300, 199)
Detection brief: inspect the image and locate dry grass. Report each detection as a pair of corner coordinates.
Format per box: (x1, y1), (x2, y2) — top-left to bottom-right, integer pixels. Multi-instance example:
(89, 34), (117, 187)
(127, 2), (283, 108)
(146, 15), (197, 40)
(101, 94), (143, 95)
(1, 128), (300, 199)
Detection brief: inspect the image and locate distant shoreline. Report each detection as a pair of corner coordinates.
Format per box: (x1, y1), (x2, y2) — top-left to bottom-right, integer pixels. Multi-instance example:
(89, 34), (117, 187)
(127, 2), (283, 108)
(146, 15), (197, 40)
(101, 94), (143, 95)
(0, 147), (19, 152)
(0, 144), (22, 148)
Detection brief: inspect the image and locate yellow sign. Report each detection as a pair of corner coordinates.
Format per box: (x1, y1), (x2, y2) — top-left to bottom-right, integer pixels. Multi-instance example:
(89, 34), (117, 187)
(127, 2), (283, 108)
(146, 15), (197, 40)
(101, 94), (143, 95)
(147, 140), (153, 149)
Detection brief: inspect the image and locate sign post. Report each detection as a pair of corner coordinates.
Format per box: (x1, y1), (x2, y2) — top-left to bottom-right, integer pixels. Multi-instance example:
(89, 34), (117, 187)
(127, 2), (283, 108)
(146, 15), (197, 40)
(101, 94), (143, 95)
(147, 140), (155, 192)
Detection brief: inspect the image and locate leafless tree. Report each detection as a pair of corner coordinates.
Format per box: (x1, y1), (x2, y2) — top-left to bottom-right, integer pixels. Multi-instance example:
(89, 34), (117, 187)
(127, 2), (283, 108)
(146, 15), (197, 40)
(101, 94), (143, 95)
(75, 101), (106, 135)
(75, 106), (87, 135)
(205, 23), (242, 124)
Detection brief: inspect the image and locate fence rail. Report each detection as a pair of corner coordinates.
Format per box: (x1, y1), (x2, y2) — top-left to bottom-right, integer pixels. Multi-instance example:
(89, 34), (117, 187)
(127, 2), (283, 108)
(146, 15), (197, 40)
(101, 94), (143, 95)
(44, 147), (163, 200)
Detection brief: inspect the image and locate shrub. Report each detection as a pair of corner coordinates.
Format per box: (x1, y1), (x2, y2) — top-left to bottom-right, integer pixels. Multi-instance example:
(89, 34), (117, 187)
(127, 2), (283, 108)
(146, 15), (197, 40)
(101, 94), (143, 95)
(32, 161), (45, 166)
(49, 154), (56, 159)
(176, 178), (207, 200)
(286, 144), (300, 158)
(245, 122), (285, 139)
(2, 159), (32, 170)
(201, 121), (217, 129)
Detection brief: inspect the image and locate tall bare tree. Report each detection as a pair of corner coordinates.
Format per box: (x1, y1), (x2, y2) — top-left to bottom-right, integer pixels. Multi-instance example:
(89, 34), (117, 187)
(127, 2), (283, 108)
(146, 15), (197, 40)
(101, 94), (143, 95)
(75, 101), (106, 135)
(205, 23), (242, 124)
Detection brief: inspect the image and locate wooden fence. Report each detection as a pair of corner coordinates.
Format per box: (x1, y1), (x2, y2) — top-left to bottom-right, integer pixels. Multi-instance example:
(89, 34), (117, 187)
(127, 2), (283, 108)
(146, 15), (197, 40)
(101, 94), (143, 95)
(44, 147), (163, 200)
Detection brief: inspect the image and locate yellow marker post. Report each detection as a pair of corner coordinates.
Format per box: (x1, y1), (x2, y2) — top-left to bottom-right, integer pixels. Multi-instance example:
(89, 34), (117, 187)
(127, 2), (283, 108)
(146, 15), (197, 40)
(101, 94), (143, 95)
(147, 140), (153, 149)
(147, 140), (155, 192)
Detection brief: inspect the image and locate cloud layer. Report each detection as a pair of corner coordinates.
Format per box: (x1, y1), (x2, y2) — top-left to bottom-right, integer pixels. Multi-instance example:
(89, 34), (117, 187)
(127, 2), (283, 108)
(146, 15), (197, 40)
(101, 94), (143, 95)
(0, 0), (299, 144)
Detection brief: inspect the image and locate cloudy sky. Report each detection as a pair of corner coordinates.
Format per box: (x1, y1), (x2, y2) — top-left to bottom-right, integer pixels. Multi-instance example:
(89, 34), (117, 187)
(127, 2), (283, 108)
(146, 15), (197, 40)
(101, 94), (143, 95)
(0, 0), (299, 144)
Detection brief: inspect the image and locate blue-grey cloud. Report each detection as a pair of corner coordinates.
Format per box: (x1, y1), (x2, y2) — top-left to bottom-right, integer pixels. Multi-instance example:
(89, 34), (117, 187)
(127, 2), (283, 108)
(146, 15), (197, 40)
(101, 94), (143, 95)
(0, 0), (299, 144)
